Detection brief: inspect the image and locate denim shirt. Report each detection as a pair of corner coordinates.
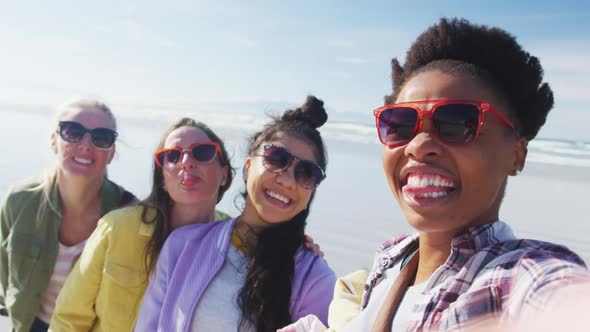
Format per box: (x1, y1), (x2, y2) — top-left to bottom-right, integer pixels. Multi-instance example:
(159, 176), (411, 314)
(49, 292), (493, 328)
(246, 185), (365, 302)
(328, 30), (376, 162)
(0, 176), (135, 332)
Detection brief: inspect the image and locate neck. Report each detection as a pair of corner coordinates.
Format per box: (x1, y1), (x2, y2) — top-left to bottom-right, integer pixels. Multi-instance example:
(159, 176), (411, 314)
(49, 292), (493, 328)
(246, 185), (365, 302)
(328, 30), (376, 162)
(414, 231), (454, 285)
(170, 202), (215, 229)
(56, 171), (103, 215)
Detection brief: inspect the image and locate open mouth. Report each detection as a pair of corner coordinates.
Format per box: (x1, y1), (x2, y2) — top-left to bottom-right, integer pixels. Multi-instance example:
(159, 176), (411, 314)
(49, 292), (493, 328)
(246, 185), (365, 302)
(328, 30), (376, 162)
(402, 173), (459, 201)
(264, 189), (292, 207)
(73, 156), (93, 166)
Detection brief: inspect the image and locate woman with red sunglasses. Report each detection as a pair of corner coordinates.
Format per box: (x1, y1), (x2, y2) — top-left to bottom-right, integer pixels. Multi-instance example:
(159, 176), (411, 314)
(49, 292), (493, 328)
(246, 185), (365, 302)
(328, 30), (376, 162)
(134, 96), (336, 332)
(48, 118), (233, 332)
(281, 18), (590, 332)
(0, 99), (136, 332)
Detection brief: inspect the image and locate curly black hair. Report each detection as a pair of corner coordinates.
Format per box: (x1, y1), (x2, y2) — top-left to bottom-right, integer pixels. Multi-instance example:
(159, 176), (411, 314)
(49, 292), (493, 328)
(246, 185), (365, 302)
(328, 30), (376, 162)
(238, 95), (328, 332)
(386, 17), (554, 141)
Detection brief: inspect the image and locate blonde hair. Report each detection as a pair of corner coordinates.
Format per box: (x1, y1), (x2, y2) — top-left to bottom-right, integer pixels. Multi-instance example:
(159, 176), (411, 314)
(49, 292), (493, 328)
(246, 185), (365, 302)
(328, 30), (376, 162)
(37, 98), (118, 219)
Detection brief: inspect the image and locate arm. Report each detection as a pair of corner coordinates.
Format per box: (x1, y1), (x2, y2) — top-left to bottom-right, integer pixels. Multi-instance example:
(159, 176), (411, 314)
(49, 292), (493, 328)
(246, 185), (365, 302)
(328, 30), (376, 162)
(327, 270), (368, 331)
(293, 261), (337, 326)
(133, 236), (172, 331)
(0, 193), (13, 316)
(49, 217), (112, 331)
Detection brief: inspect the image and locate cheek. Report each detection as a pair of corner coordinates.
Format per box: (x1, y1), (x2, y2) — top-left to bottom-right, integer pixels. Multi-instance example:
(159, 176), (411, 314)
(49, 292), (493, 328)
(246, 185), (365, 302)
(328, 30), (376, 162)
(381, 148), (402, 188)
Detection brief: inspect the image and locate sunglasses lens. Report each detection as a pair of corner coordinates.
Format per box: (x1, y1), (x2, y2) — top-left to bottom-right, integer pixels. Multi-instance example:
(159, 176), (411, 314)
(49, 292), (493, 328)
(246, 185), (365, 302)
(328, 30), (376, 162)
(90, 128), (117, 149)
(295, 161), (325, 189)
(262, 146), (292, 172)
(378, 107), (418, 145)
(157, 150), (181, 166)
(59, 122), (85, 143)
(433, 104), (479, 143)
(191, 144), (218, 162)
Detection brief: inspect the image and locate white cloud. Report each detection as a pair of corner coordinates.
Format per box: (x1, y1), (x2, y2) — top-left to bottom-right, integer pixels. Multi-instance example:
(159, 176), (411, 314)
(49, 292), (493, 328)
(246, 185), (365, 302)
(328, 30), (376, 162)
(532, 41), (590, 103)
(95, 18), (176, 48)
(328, 40), (355, 48)
(336, 57), (370, 64)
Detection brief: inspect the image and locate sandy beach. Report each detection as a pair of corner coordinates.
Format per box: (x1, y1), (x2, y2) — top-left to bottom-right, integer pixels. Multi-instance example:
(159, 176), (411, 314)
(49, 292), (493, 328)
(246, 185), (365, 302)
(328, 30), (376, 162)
(1, 107), (589, 329)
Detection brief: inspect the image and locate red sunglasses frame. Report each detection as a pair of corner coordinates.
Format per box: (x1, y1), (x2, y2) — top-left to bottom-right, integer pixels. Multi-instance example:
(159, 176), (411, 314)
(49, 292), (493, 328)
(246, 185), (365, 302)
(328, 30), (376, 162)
(372, 99), (517, 148)
(153, 142), (224, 168)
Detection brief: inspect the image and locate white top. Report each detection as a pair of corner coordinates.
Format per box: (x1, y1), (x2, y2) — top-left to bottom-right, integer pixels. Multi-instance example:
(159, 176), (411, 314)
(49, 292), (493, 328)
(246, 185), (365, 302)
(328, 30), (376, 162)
(342, 262), (431, 331)
(37, 240), (86, 323)
(189, 244), (255, 331)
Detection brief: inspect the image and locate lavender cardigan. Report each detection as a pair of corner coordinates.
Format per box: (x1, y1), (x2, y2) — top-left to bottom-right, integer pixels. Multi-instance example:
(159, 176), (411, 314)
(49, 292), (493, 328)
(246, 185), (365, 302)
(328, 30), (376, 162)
(134, 218), (336, 332)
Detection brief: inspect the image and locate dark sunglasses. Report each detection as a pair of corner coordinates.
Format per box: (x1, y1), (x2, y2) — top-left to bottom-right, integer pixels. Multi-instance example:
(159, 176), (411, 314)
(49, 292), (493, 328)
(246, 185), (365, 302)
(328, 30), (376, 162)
(257, 144), (325, 190)
(57, 121), (118, 149)
(154, 142), (224, 168)
(373, 99), (517, 148)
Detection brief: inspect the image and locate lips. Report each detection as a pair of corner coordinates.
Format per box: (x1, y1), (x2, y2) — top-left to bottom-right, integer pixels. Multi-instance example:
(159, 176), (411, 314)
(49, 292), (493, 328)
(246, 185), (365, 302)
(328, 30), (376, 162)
(401, 172), (459, 206)
(263, 189), (292, 208)
(181, 174), (201, 186)
(72, 156), (94, 166)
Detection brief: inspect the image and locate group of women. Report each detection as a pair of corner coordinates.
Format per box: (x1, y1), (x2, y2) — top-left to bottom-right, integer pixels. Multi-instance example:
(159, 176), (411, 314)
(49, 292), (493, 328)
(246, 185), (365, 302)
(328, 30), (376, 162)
(1, 17), (589, 332)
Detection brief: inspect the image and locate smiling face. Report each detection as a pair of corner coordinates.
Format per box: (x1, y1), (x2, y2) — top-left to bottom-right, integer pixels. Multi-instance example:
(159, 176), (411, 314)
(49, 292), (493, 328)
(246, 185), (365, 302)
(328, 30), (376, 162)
(51, 107), (116, 181)
(382, 70), (527, 236)
(242, 133), (319, 228)
(161, 126), (228, 209)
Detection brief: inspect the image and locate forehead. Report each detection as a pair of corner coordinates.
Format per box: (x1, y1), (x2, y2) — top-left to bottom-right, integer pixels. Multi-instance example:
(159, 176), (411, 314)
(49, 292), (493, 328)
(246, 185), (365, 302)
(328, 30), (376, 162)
(60, 107), (115, 130)
(164, 126), (211, 148)
(265, 132), (319, 163)
(397, 70), (504, 107)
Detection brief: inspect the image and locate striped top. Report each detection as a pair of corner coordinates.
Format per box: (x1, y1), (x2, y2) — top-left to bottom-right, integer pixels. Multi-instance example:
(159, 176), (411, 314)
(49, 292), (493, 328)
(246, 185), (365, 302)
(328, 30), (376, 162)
(37, 240), (87, 323)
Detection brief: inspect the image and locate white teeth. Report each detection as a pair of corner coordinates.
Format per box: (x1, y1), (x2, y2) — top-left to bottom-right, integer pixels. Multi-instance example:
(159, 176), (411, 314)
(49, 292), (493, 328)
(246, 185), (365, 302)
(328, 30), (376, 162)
(74, 157), (92, 165)
(407, 174), (455, 188)
(408, 191), (449, 199)
(266, 190), (290, 204)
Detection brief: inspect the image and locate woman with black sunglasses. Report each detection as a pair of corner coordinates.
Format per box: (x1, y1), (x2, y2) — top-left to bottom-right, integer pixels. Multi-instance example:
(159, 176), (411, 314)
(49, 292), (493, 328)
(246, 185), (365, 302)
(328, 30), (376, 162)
(281, 18), (590, 332)
(49, 118), (233, 332)
(134, 96), (336, 332)
(0, 99), (136, 332)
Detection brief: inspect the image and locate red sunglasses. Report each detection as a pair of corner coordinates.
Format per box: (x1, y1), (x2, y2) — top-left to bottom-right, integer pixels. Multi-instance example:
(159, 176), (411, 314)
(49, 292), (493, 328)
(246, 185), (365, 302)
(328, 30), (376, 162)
(154, 142), (224, 168)
(373, 99), (517, 148)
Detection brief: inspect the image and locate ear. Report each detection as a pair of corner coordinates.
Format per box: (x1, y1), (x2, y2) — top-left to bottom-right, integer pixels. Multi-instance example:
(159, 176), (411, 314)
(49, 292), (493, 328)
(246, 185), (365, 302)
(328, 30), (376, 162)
(510, 138), (528, 176)
(220, 165), (229, 187)
(50, 132), (58, 154)
(243, 157), (252, 182)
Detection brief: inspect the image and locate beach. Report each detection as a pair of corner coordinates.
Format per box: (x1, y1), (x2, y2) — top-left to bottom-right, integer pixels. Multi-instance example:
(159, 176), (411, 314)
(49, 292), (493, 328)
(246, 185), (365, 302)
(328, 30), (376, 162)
(1, 106), (589, 329)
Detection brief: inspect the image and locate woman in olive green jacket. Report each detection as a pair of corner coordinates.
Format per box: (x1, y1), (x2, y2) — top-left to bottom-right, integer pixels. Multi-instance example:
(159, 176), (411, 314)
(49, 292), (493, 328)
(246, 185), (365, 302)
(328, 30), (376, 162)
(0, 99), (136, 332)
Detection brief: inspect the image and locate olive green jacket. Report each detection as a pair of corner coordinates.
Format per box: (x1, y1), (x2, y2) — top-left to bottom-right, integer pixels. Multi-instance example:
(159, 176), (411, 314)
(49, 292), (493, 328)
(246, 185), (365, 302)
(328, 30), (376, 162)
(0, 177), (136, 332)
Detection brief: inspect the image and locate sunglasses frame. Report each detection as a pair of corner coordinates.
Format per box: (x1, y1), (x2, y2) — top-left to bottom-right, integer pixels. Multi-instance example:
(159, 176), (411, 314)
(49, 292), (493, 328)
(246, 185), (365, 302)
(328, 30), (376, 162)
(57, 121), (118, 149)
(373, 99), (517, 148)
(257, 144), (326, 190)
(154, 142), (224, 168)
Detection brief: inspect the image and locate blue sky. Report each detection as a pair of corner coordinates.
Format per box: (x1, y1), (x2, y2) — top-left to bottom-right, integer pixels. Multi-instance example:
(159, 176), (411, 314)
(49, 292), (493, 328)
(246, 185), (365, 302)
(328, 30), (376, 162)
(1, 0), (589, 140)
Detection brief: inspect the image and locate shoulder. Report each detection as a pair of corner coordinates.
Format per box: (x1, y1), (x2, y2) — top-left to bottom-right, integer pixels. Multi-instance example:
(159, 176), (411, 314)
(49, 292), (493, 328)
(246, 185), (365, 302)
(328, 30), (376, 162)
(164, 218), (235, 253)
(487, 239), (586, 270)
(3, 177), (45, 202)
(295, 249), (337, 284)
(99, 205), (146, 230)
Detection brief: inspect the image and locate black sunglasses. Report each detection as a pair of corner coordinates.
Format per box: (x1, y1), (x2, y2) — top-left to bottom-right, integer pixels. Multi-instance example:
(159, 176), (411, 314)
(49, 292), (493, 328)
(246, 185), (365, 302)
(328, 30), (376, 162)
(257, 144), (325, 190)
(57, 121), (118, 149)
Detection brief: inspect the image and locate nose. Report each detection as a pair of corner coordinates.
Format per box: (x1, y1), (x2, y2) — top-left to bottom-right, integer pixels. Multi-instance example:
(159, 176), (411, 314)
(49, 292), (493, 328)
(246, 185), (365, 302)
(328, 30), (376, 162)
(404, 115), (444, 160)
(275, 163), (297, 189)
(179, 150), (197, 169)
(77, 133), (94, 150)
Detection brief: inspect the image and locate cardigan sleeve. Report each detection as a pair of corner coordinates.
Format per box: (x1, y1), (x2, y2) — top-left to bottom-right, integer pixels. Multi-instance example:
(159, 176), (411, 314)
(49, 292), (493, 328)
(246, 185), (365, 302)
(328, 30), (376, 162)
(0, 192), (14, 316)
(134, 233), (172, 331)
(292, 257), (337, 326)
(49, 216), (112, 331)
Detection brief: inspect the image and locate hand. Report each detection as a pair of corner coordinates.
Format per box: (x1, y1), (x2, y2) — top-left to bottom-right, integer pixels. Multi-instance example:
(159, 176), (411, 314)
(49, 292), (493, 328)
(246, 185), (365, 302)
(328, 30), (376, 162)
(304, 235), (324, 258)
(277, 314), (327, 332)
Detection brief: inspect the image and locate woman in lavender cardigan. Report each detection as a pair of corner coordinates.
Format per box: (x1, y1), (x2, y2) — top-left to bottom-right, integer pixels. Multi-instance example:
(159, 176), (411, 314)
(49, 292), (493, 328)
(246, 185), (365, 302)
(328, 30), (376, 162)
(135, 96), (336, 332)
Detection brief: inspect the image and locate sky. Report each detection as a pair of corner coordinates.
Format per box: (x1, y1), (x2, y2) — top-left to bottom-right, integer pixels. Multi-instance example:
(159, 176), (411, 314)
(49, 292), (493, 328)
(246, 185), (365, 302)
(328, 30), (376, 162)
(1, 0), (589, 140)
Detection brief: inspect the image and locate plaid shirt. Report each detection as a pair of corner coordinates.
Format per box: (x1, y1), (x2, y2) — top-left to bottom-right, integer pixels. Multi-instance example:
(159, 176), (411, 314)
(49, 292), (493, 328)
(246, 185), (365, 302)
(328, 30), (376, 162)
(361, 221), (590, 331)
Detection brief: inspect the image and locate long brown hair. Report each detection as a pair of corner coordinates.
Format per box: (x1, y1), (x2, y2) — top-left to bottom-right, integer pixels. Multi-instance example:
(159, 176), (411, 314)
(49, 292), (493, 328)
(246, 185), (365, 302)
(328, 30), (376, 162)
(141, 118), (234, 275)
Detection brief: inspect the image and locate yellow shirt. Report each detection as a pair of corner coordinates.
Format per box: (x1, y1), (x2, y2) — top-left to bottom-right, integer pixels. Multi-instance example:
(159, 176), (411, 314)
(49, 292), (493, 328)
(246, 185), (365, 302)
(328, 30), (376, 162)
(49, 205), (230, 332)
(327, 269), (368, 331)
